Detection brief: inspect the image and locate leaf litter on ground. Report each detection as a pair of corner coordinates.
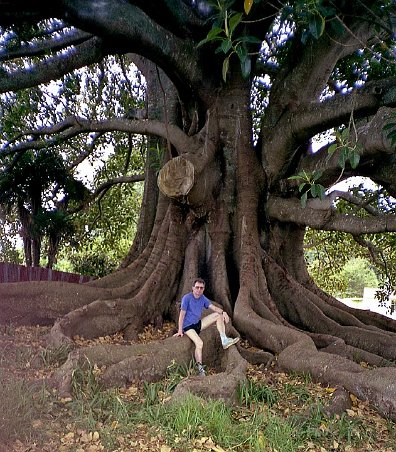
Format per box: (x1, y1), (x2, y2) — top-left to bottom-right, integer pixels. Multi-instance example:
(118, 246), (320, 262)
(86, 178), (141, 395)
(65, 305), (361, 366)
(0, 322), (395, 451)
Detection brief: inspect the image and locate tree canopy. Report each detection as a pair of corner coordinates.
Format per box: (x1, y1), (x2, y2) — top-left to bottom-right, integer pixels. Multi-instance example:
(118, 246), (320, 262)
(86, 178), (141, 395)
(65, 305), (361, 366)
(1, 0), (396, 423)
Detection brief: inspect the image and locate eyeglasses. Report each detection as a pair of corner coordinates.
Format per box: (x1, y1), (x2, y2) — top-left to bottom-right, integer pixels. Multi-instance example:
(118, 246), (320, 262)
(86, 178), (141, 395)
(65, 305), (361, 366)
(194, 286), (205, 290)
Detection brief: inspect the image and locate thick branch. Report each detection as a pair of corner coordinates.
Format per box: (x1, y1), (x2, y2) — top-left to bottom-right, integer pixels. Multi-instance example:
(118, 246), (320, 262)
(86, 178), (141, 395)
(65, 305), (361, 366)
(295, 106), (395, 188)
(59, 0), (205, 92)
(0, 28), (93, 61)
(0, 1), (56, 26)
(261, 15), (393, 182)
(292, 78), (396, 140)
(0, 37), (105, 94)
(1, 117), (195, 157)
(129, 0), (208, 39)
(268, 196), (396, 233)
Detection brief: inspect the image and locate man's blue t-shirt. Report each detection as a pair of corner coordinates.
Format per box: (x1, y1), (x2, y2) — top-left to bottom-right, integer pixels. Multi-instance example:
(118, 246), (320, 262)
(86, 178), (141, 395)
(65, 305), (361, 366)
(181, 292), (210, 328)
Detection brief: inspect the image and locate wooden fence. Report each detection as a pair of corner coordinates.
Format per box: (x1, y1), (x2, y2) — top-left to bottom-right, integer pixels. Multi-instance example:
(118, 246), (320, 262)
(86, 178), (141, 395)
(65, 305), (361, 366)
(0, 262), (93, 284)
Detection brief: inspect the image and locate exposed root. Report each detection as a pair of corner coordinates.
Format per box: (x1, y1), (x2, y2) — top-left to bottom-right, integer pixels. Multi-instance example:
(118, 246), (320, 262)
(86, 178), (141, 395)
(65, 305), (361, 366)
(264, 257), (396, 360)
(320, 388), (352, 417)
(318, 337), (391, 367)
(171, 346), (248, 404)
(51, 327), (247, 405)
(234, 286), (307, 352)
(47, 208), (188, 347)
(237, 345), (274, 366)
(277, 338), (396, 422)
(308, 284), (396, 333)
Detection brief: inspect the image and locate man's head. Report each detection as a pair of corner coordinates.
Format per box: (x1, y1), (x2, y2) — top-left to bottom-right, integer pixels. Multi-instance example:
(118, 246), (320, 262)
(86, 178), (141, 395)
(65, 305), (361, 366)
(192, 278), (205, 298)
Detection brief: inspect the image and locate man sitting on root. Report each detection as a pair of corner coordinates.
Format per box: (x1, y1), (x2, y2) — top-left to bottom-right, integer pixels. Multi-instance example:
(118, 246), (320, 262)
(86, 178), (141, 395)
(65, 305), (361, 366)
(174, 277), (239, 376)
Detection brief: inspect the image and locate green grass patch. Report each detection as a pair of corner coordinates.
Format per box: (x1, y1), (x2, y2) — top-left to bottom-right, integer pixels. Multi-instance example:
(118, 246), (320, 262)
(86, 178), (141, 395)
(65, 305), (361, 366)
(58, 360), (396, 451)
(0, 372), (48, 445)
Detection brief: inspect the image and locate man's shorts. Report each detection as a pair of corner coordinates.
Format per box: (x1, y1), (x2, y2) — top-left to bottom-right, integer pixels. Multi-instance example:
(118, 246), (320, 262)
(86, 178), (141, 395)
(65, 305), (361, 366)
(183, 320), (202, 334)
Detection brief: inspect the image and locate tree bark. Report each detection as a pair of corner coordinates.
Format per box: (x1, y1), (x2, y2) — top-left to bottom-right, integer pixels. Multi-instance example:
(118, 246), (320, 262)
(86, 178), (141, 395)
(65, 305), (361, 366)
(1, 0), (396, 423)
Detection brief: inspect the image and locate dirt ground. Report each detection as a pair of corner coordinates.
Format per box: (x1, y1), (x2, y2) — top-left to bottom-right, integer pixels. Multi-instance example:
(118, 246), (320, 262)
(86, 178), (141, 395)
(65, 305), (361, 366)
(0, 324), (177, 452)
(1, 323), (395, 452)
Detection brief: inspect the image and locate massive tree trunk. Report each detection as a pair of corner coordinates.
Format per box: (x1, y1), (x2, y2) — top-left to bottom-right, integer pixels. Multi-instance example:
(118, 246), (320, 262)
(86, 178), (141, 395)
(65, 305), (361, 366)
(1, 0), (396, 424)
(2, 74), (396, 421)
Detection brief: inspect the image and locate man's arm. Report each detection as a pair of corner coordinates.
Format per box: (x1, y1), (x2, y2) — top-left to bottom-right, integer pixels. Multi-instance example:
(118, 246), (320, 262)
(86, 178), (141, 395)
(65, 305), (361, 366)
(174, 309), (186, 336)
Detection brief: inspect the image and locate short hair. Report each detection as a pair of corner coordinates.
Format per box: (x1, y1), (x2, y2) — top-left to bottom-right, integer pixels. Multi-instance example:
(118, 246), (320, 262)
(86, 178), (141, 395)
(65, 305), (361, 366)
(193, 278), (205, 286)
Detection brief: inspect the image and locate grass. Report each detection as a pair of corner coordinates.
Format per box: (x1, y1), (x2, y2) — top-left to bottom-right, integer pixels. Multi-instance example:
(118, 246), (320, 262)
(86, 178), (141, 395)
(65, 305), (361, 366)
(40, 344), (71, 367)
(0, 371), (47, 445)
(2, 325), (395, 451)
(61, 360), (396, 451)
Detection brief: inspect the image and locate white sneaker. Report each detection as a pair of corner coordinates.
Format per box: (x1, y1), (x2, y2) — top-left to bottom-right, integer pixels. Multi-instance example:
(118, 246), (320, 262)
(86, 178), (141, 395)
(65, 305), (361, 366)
(222, 337), (240, 350)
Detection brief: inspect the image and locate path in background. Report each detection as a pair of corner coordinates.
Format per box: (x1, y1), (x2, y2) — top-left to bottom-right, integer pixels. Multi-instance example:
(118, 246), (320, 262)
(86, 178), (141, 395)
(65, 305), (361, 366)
(340, 287), (396, 320)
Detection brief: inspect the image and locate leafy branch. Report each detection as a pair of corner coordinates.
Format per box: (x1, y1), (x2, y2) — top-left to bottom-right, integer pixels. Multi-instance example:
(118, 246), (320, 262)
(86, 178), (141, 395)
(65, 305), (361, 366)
(196, 0), (261, 81)
(383, 112), (396, 149)
(288, 170), (325, 207)
(326, 112), (362, 185)
(327, 128), (361, 169)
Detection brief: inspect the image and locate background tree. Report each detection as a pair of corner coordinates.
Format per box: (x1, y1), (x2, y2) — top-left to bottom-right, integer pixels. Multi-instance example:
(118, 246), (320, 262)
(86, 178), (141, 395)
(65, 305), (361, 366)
(0, 148), (76, 266)
(340, 257), (379, 298)
(0, 208), (22, 264)
(0, 52), (146, 268)
(58, 144), (144, 277)
(305, 184), (396, 305)
(1, 0), (396, 421)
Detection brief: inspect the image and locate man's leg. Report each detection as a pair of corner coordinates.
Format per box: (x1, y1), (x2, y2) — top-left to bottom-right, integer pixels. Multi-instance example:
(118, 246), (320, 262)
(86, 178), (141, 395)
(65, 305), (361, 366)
(201, 312), (223, 332)
(201, 312), (240, 349)
(184, 329), (205, 375)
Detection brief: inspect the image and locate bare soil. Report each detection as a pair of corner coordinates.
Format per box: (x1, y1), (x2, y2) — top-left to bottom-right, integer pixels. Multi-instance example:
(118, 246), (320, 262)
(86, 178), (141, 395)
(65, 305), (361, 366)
(0, 324), (395, 451)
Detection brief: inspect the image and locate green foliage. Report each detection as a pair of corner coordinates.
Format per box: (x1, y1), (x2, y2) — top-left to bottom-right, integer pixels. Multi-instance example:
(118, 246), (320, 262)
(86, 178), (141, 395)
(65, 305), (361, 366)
(148, 142), (166, 174)
(290, 114), (364, 207)
(197, 0), (261, 81)
(339, 257), (379, 298)
(0, 215), (23, 263)
(383, 112), (396, 149)
(305, 184), (396, 301)
(0, 148), (83, 265)
(0, 54), (146, 268)
(327, 117), (362, 173)
(67, 250), (118, 278)
(305, 228), (388, 299)
(40, 344), (71, 367)
(288, 170), (326, 207)
(64, 134), (144, 273)
(293, 0), (337, 43)
(196, 0), (346, 81)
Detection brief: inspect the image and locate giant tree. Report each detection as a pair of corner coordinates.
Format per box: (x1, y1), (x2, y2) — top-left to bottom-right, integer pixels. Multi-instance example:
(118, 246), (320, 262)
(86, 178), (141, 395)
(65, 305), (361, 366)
(1, 0), (396, 421)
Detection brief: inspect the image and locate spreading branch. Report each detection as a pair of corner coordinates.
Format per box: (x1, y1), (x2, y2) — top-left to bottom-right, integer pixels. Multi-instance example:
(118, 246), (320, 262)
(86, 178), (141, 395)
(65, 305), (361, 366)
(69, 173), (145, 214)
(294, 106), (396, 188)
(59, 0), (205, 92)
(0, 28), (93, 61)
(267, 196), (396, 233)
(1, 116), (196, 158)
(292, 78), (396, 141)
(0, 37), (105, 94)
